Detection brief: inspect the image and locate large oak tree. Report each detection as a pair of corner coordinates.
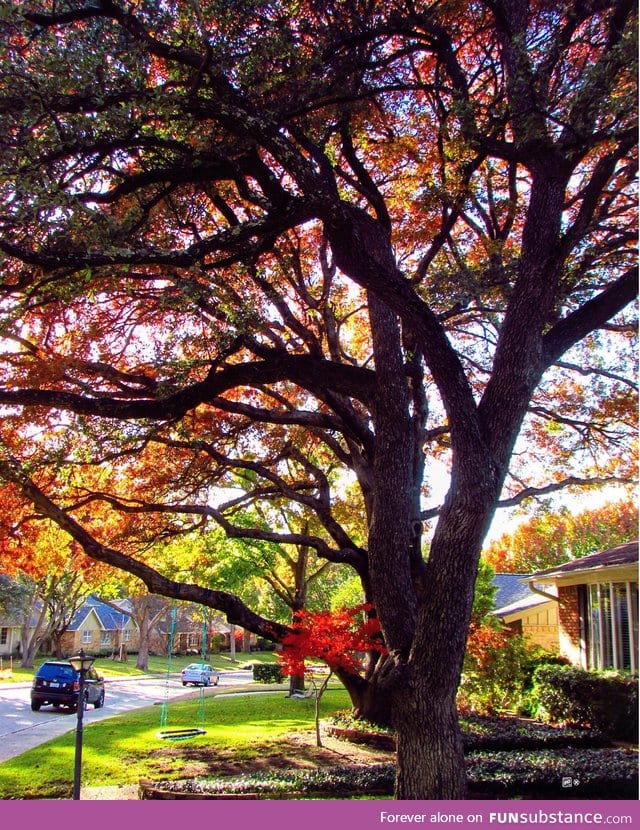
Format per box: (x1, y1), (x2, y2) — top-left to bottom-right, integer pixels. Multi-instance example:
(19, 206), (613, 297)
(0, 0), (636, 799)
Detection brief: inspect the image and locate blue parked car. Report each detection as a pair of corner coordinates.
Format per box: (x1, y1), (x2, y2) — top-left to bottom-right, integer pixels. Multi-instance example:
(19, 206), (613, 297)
(31, 660), (105, 711)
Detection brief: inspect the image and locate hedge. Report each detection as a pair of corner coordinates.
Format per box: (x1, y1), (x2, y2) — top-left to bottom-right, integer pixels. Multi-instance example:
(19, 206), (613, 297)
(533, 665), (638, 741)
(252, 662), (284, 683)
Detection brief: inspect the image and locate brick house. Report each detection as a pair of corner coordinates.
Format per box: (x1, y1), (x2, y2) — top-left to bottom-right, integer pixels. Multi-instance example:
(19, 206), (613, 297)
(526, 541), (638, 672)
(61, 595), (139, 656)
(162, 612), (257, 655)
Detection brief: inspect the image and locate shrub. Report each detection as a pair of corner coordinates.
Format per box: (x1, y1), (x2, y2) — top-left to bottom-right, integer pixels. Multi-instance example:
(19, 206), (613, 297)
(209, 634), (225, 654)
(533, 665), (639, 741)
(252, 662), (283, 683)
(459, 626), (539, 713)
(517, 652), (572, 717)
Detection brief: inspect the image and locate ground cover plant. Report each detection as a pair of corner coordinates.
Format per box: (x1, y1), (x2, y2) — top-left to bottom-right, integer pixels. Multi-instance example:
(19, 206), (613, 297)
(139, 746), (639, 800)
(326, 711), (612, 751)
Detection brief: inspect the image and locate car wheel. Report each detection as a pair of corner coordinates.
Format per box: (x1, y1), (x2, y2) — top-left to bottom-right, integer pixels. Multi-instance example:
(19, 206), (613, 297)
(30, 700), (41, 711)
(94, 690), (105, 709)
(213, 678), (219, 686)
(182, 681), (187, 686)
(203, 677), (210, 687)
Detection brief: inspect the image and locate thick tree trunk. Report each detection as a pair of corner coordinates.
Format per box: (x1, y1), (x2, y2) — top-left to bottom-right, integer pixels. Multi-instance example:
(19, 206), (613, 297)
(394, 679), (466, 800)
(136, 614), (150, 670)
(351, 682), (394, 728)
(337, 667), (394, 728)
(391, 488), (499, 798)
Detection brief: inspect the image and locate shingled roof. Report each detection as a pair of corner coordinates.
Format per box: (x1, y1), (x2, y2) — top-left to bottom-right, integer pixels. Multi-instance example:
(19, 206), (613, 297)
(530, 540), (638, 580)
(493, 573), (534, 609)
(493, 573), (549, 617)
(68, 595), (133, 631)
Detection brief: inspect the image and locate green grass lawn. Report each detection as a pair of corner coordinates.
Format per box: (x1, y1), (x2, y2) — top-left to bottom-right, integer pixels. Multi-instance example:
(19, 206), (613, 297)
(0, 650), (278, 683)
(0, 687), (351, 799)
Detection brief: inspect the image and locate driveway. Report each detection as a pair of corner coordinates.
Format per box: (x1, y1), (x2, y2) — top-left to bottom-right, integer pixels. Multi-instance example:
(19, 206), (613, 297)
(0, 669), (253, 763)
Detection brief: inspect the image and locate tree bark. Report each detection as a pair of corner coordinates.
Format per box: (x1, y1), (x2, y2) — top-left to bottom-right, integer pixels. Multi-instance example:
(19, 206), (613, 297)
(335, 664), (394, 727)
(394, 676), (466, 800)
(20, 601), (49, 668)
(136, 622), (150, 670)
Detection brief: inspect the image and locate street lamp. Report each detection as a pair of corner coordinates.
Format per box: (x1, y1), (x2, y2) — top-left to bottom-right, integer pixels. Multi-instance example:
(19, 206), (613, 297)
(69, 649), (95, 800)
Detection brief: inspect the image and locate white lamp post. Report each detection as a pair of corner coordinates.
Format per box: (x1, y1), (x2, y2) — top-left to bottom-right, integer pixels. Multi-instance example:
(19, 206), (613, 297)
(69, 649), (95, 800)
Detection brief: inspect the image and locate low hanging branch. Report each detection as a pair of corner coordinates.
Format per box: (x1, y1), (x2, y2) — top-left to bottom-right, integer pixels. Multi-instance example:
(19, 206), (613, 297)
(0, 452), (289, 644)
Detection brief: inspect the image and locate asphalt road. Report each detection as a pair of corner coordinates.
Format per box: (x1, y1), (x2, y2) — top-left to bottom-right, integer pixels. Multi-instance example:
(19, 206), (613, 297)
(0, 669), (253, 763)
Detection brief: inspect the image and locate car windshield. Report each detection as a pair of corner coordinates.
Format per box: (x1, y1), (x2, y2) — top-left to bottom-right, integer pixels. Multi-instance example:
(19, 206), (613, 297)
(186, 664), (208, 670)
(37, 663), (76, 680)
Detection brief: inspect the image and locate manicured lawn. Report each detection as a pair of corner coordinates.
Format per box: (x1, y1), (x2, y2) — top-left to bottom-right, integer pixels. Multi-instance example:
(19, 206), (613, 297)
(97, 651), (278, 677)
(0, 650), (278, 683)
(0, 687), (351, 799)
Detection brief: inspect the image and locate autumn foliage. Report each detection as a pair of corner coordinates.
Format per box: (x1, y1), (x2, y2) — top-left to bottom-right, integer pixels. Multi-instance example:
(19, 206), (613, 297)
(278, 605), (386, 677)
(465, 622), (509, 670)
(484, 500), (639, 574)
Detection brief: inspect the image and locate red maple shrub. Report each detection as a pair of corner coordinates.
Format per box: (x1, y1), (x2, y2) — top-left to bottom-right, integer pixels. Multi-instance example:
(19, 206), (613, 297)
(278, 604), (386, 677)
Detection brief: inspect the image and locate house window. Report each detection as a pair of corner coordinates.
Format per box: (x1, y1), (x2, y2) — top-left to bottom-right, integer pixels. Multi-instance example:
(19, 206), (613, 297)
(187, 633), (198, 647)
(101, 632), (111, 646)
(123, 629), (131, 642)
(583, 581), (638, 672)
(0, 628), (8, 645)
(82, 630), (92, 644)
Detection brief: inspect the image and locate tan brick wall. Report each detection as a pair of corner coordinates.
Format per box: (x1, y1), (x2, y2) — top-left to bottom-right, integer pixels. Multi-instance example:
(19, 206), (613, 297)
(504, 601), (560, 653)
(60, 631), (76, 655)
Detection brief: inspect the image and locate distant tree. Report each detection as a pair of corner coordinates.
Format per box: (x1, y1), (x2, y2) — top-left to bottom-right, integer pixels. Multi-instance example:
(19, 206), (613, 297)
(0, 523), (100, 665)
(484, 499), (638, 573)
(470, 560), (499, 626)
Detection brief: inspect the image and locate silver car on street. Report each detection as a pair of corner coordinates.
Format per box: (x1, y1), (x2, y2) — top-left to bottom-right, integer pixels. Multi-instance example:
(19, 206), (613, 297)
(180, 663), (220, 686)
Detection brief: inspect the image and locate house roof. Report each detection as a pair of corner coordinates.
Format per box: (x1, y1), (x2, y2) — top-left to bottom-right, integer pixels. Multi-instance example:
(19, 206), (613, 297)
(69, 595), (133, 632)
(530, 541), (638, 581)
(0, 614), (24, 628)
(493, 573), (533, 609)
(492, 573), (548, 617)
(494, 592), (549, 618)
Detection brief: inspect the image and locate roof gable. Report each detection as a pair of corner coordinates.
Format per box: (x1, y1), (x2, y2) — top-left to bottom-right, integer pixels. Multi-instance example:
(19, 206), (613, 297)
(70, 596), (133, 631)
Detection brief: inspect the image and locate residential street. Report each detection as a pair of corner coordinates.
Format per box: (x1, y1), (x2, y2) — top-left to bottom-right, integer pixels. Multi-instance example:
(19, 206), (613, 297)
(0, 670), (253, 763)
